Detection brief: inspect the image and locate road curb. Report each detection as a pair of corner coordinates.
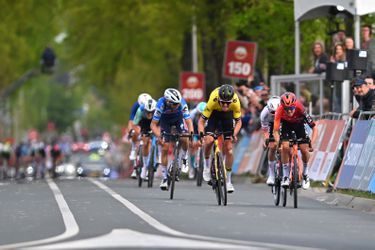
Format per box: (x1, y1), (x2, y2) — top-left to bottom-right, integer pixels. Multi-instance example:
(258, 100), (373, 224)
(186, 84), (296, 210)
(308, 187), (375, 214)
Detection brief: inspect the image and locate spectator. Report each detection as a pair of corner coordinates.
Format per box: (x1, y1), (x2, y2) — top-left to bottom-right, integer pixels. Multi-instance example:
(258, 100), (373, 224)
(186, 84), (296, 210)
(345, 37), (355, 50)
(361, 25), (372, 50)
(350, 78), (375, 119)
(309, 42), (329, 74)
(364, 75), (375, 89)
(330, 43), (346, 63)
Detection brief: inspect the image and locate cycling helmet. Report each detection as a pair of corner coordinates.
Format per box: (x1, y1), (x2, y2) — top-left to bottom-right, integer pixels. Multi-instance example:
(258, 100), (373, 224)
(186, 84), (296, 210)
(280, 92), (296, 107)
(267, 96), (281, 112)
(138, 93), (152, 106)
(218, 84), (235, 102)
(144, 99), (157, 112)
(164, 88), (182, 104)
(196, 102), (207, 113)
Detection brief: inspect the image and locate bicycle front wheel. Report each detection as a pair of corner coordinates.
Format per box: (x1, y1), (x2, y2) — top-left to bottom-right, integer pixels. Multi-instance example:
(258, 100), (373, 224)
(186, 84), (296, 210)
(293, 155), (298, 208)
(137, 147), (143, 188)
(169, 159), (178, 200)
(147, 147), (155, 188)
(217, 152), (227, 206)
(196, 147), (204, 187)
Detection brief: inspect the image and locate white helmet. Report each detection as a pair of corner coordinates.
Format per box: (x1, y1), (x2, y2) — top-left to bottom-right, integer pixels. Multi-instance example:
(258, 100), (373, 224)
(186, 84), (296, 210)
(267, 96), (281, 113)
(138, 93), (152, 106)
(164, 88), (182, 104)
(144, 99), (157, 112)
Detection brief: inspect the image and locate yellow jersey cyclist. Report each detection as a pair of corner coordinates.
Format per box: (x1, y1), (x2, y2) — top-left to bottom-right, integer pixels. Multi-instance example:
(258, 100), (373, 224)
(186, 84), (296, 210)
(198, 84), (242, 193)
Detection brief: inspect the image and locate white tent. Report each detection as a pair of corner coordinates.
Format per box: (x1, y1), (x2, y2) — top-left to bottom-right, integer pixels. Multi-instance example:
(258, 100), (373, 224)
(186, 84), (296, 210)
(294, 0), (375, 74)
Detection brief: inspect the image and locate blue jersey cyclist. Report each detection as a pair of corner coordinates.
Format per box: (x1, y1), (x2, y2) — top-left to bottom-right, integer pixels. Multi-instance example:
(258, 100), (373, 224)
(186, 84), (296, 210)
(133, 98), (158, 180)
(150, 88), (194, 190)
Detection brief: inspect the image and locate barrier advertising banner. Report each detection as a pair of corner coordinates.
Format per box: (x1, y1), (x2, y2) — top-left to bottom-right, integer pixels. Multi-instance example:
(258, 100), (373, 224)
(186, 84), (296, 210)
(223, 40), (257, 79)
(232, 136), (251, 174)
(236, 131), (264, 175)
(350, 120), (375, 191)
(335, 120), (372, 189)
(179, 72), (205, 103)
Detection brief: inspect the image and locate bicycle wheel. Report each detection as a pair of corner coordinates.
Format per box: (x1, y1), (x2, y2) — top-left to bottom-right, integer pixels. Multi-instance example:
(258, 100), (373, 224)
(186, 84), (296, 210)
(137, 147), (143, 188)
(282, 187), (287, 207)
(169, 159), (178, 200)
(147, 147), (155, 188)
(274, 162), (281, 206)
(293, 155), (298, 209)
(217, 152), (227, 206)
(212, 156), (221, 205)
(196, 147), (204, 187)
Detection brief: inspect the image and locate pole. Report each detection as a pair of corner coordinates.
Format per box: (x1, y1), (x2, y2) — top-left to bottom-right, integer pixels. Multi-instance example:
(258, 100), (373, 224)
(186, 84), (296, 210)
(192, 15), (198, 73)
(295, 20), (300, 98)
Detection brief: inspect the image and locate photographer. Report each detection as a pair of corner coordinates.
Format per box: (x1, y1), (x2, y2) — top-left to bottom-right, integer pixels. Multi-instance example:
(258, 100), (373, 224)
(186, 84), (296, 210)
(350, 78), (375, 119)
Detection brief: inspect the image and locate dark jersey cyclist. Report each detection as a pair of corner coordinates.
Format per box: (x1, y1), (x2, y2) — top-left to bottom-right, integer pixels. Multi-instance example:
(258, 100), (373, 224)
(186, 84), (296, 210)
(273, 92), (317, 189)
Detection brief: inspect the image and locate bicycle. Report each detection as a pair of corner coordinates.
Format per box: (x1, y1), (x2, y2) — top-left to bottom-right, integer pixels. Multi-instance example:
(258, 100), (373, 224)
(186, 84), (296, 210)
(132, 138), (143, 188)
(195, 145), (204, 187)
(147, 133), (160, 188)
(203, 131), (228, 206)
(281, 131), (303, 208)
(265, 139), (283, 206)
(162, 126), (192, 200)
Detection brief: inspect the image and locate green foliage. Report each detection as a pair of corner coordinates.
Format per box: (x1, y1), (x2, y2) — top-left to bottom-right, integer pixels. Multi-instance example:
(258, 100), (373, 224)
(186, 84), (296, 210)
(2, 0), (375, 138)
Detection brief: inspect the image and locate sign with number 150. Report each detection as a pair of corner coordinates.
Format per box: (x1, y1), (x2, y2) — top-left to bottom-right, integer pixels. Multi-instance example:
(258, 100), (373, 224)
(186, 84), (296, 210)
(223, 40), (257, 79)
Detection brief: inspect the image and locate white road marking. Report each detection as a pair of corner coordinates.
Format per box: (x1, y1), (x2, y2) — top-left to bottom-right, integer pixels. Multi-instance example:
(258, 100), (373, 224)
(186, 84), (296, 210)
(88, 178), (322, 250)
(27, 229), (256, 249)
(0, 178), (79, 249)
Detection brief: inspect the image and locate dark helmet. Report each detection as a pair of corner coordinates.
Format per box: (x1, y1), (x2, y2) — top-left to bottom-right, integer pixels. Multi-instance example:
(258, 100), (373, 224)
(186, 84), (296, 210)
(218, 84), (235, 102)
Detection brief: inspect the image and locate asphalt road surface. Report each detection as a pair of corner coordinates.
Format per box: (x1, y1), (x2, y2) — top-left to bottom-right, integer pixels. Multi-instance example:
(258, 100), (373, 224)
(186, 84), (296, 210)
(0, 177), (374, 250)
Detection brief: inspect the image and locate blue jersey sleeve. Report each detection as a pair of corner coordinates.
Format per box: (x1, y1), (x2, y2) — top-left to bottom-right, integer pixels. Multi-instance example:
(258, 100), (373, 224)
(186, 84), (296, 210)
(180, 99), (191, 120)
(152, 97), (164, 121)
(129, 102), (140, 121)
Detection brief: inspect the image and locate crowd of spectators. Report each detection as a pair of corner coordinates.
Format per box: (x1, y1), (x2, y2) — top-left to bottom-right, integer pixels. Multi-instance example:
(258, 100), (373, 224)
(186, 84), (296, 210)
(304, 24), (375, 118)
(233, 76), (270, 135)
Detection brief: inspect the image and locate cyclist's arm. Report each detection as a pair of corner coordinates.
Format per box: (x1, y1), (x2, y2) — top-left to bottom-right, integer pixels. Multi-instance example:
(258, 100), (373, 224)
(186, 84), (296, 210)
(310, 125), (318, 146)
(150, 119), (160, 138)
(233, 118), (242, 137)
(133, 108), (143, 125)
(273, 107), (282, 144)
(303, 111), (317, 144)
(198, 115), (206, 135)
(185, 118), (194, 134)
(260, 107), (270, 140)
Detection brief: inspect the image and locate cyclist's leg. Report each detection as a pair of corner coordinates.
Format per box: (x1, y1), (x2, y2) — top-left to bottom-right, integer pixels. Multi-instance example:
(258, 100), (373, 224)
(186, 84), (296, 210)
(130, 125), (140, 160)
(177, 118), (189, 173)
(159, 118), (171, 189)
(141, 135), (151, 179)
(296, 124), (311, 189)
(280, 122), (292, 186)
(203, 116), (215, 181)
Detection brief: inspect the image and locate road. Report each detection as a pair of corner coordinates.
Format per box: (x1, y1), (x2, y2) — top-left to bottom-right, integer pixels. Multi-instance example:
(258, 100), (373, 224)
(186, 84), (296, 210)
(0, 177), (374, 249)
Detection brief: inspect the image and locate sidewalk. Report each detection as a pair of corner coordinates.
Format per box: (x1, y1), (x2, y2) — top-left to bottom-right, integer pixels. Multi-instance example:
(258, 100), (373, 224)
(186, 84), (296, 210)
(304, 187), (375, 214)
(234, 175), (375, 214)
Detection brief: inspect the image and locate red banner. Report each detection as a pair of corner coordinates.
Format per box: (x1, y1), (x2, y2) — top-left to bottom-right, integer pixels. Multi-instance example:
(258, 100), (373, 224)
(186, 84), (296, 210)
(179, 72), (205, 103)
(223, 40), (257, 79)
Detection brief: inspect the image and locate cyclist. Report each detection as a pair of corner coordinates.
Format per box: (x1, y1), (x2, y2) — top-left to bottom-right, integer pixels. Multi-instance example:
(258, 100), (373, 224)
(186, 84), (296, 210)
(198, 84), (242, 193)
(260, 96), (281, 185)
(273, 92), (317, 189)
(127, 93), (152, 178)
(132, 98), (158, 180)
(189, 101), (207, 179)
(150, 88), (193, 190)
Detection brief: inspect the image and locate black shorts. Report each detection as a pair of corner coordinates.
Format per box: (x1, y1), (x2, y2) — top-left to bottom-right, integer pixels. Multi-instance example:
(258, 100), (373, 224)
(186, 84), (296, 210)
(268, 122), (275, 140)
(138, 118), (152, 135)
(280, 121), (310, 144)
(205, 110), (234, 140)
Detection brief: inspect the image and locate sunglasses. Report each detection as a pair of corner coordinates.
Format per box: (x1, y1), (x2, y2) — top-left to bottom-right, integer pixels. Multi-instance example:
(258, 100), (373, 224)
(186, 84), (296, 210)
(219, 100), (232, 106)
(284, 106), (296, 111)
(167, 101), (179, 106)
